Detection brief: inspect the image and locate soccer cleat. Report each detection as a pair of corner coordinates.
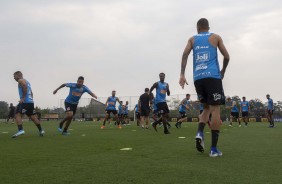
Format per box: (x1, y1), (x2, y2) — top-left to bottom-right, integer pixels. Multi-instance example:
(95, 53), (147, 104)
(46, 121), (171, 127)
(268, 125), (274, 128)
(58, 127), (62, 132)
(164, 130), (170, 134)
(209, 149), (223, 157)
(101, 125), (105, 129)
(175, 123), (179, 129)
(229, 124), (233, 127)
(239, 125), (242, 127)
(62, 131), (70, 135)
(39, 130), (45, 136)
(152, 123), (158, 132)
(118, 125), (122, 129)
(12, 130), (25, 138)
(195, 133), (205, 153)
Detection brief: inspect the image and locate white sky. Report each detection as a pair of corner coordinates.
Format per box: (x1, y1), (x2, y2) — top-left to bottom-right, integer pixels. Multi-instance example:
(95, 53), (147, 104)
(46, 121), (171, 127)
(1, 0), (282, 108)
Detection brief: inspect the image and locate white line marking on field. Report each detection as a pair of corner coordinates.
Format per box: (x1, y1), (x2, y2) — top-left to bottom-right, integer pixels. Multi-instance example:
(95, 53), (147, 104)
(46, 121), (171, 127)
(81, 134), (86, 137)
(2, 132), (9, 134)
(132, 130), (137, 131)
(205, 132), (210, 134)
(120, 148), (132, 151)
(178, 137), (186, 139)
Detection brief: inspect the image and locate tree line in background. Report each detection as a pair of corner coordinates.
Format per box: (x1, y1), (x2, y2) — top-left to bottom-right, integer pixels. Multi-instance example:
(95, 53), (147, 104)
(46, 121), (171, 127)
(1, 96), (282, 119)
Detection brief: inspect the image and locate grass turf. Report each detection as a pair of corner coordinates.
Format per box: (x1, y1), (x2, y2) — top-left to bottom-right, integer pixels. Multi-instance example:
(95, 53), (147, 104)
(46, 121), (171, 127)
(0, 121), (281, 184)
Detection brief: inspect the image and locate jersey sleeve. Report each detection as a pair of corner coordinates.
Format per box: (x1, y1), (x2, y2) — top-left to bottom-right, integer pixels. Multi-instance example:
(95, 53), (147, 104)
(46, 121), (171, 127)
(65, 83), (73, 88)
(84, 86), (92, 94)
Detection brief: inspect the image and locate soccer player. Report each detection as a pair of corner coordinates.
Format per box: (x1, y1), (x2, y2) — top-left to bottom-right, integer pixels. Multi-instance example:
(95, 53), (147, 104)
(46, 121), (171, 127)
(133, 103), (140, 126)
(101, 90), (121, 129)
(12, 71), (45, 138)
(179, 18), (230, 157)
(266, 94), (274, 128)
(240, 97), (250, 126)
(139, 88), (151, 129)
(7, 103), (16, 123)
(175, 94), (191, 128)
(226, 96), (241, 127)
(123, 101), (129, 124)
(53, 76), (97, 135)
(150, 73), (171, 134)
(118, 101), (124, 124)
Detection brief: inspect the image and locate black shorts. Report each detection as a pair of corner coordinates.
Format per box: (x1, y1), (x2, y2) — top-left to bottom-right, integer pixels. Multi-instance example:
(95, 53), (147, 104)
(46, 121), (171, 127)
(153, 110), (159, 116)
(135, 112), (140, 119)
(16, 103), (36, 117)
(242, 111), (249, 117)
(156, 102), (169, 114)
(106, 110), (117, 115)
(194, 78), (225, 105)
(118, 114), (123, 118)
(179, 111), (187, 118)
(140, 107), (150, 117)
(123, 114), (128, 118)
(200, 110), (203, 114)
(231, 112), (239, 118)
(8, 113), (15, 118)
(65, 102), (78, 115)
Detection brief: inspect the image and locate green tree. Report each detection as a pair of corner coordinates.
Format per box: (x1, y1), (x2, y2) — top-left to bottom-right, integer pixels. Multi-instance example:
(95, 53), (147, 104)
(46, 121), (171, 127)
(0, 101), (9, 118)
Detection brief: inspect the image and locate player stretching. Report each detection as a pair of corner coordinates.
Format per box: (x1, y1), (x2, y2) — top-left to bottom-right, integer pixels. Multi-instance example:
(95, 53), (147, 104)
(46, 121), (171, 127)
(12, 71), (45, 138)
(150, 73), (171, 134)
(179, 18), (230, 157)
(240, 97), (250, 126)
(266, 94), (274, 128)
(101, 91), (121, 129)
(175, 94), (191, 128)
(53, 76), (97, 135)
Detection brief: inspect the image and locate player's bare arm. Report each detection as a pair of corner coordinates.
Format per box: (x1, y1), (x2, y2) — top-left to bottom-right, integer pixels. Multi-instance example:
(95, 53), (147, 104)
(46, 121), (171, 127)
(179, 37), (193, 88)
(166, 84), (170, 96)
(116, 97), (121, 104)
(216, 35), (230, 79)
(18, 79), (27, 103)
(53, 84), (66, 94)
(89, 92), (98, 99)
(149, 82), (158, 93)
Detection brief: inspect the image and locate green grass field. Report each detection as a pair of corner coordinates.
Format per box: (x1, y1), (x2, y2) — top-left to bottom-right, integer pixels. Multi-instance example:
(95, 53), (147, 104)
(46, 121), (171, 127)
(0, 121), (281, 184)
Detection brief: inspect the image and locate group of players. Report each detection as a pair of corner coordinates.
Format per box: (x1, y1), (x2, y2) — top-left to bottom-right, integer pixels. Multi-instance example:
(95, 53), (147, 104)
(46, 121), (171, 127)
(6, 18), (276, 157)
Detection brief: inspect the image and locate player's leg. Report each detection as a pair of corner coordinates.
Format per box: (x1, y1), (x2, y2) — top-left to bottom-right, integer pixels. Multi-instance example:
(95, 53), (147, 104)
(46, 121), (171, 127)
(195, 104), (210, 152)
(29, 114), (45, 136)
(209, 105), (223, 157)
(229, 113), (233, 126)
(102, 111), (110, 128)
(114, 111), (121, 128)
(62, 111), (74, 135)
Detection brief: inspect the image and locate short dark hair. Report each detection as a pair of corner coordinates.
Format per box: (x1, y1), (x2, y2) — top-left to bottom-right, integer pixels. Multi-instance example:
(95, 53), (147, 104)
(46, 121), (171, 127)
(78, 76), (84, 80)
(159, 72), (165, 76)
(197, 18), (209, 29)
(243, 96), (246, 98)
(186, 94), (190, 97)
(145, 88), (149, 92)
(14, 71), (22, 75)
(266, 94), (270, 97)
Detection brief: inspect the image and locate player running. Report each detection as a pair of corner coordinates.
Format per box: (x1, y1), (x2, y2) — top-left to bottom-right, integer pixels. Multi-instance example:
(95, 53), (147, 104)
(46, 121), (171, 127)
(266, 94), (274, 128)
(101, 90), (121, 129)
(179, 18), (230, 157)
(53, 76), (97, 135)
(7, 103), (16, 123)
(12, 71), (45, 138)
(139, 88), (151, 129)
(226, 96), (241, 127)
(175, 94), (191, 128)
(118, 101), (124, 125)
(150, 73), (171, 134)
(240, 97), (250, 127)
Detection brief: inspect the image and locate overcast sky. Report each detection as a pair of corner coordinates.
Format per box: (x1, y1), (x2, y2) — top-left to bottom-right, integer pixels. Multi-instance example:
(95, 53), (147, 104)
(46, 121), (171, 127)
(1, 0), (282, 108)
